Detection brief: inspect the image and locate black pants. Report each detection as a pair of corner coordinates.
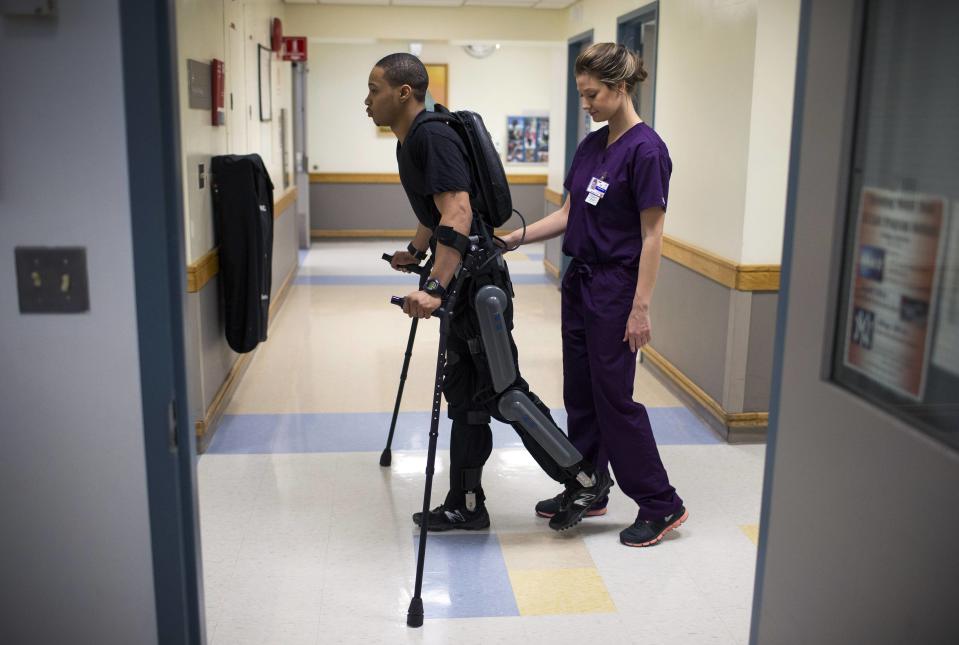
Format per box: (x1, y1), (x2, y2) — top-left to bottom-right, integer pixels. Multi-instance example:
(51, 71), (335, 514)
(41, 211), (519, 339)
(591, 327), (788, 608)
(441, 267), (572, 508)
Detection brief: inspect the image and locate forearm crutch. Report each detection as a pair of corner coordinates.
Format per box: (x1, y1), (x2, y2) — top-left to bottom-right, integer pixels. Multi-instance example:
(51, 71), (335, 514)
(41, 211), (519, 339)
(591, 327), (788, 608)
(379, 254), (428, 467)
(388, 277), (459, 629)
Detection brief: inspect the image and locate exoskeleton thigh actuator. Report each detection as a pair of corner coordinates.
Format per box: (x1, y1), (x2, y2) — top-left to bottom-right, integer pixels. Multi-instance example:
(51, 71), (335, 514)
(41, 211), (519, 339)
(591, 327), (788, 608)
(474, 285), (591, 484)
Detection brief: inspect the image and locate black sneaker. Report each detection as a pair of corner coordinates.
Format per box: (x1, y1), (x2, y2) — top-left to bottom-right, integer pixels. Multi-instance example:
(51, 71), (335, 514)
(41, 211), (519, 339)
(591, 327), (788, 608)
(412, 504), (490, 532)
(548, 471), (614, 531)
(535, 491), (609, 518)
(619, 507), (688, 547)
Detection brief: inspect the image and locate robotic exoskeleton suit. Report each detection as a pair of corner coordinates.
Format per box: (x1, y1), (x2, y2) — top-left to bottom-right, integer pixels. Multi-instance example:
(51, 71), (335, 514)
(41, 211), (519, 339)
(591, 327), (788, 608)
(432, 223), (595, 513)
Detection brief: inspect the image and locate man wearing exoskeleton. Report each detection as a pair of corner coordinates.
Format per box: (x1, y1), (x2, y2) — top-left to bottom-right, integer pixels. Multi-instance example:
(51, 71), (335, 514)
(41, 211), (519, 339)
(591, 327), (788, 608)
(366, 53), (612, 532)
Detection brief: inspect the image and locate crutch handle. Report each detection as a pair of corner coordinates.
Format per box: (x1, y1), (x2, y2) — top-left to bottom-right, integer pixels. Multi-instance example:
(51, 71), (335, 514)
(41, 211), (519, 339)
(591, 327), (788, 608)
(390, 296), (447, 319)
(382, 253), (425, 276)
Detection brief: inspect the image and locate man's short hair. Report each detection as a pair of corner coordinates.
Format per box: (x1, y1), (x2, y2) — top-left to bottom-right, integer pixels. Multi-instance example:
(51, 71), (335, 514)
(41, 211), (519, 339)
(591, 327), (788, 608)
(375, 53), (428, 103)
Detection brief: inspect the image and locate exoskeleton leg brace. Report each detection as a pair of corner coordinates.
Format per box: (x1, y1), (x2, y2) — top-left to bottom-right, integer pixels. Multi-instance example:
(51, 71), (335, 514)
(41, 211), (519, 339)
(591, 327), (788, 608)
(474, 285), (594, 487)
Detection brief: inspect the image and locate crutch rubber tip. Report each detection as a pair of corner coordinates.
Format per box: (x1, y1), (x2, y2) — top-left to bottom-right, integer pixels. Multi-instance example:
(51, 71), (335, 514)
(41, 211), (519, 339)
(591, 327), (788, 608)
(406, 597), (424, 628)
(379, 448), (392, 467)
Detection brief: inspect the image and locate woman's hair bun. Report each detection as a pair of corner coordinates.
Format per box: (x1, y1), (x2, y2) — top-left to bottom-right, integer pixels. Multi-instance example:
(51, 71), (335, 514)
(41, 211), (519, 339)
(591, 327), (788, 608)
(575, 42), (647, 93)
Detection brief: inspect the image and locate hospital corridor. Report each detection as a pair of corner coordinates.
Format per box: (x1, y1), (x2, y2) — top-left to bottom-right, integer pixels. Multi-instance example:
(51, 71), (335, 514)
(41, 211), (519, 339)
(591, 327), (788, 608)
(2, 1), (957, 644)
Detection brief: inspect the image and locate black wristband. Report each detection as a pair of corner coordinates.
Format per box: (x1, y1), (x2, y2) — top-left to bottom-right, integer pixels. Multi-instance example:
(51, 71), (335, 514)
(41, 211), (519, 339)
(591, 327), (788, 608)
(407, 242), (428, 261)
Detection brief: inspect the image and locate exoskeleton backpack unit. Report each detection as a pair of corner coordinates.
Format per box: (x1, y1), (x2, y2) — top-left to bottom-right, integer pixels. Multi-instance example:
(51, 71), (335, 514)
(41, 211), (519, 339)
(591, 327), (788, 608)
(414, 104), (518, 232)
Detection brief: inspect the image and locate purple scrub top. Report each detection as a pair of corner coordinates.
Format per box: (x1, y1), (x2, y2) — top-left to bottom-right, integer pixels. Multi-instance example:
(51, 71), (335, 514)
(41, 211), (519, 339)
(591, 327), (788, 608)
(562, 123), (671, 268)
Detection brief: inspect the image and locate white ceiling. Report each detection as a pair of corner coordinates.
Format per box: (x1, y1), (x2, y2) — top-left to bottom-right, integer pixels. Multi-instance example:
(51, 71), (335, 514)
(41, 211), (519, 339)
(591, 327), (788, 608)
(283, 0), (577, 9)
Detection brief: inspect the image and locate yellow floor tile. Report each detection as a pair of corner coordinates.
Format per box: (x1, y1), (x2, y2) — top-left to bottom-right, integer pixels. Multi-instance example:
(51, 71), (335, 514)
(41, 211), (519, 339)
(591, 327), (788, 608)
(508, 567), (616, 616)
(498, 532), (596, 571)
(740, 524), (760, 545)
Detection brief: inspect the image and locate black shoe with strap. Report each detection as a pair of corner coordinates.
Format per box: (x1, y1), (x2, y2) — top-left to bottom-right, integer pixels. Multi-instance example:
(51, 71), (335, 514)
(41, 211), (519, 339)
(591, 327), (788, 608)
(412, 504), (490, 532)
(548, 471), (614, 531)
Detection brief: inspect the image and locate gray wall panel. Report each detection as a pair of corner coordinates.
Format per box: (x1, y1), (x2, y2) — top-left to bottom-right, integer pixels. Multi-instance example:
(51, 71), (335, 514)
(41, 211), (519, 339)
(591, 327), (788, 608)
(198, 275), (236, 414)
(651, 259), (730, 404)
(311, 184), (410, 230)
(271, 204), (299, 299)
(744, 291), (777, 412)
(310, 182), (545, 231)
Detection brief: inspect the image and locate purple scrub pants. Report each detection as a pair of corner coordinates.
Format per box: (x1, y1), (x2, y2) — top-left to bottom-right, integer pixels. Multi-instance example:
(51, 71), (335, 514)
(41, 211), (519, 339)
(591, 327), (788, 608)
(561, 261), (683, 520)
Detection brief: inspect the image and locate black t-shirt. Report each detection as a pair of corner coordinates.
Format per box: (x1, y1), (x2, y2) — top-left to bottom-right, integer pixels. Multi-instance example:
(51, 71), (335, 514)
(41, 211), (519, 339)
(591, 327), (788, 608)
(396, 110), (472, 230)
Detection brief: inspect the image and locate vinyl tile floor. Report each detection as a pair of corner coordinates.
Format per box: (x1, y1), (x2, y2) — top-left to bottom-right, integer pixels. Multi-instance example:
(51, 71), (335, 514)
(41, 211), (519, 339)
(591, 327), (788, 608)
(198, 240), (765, 645)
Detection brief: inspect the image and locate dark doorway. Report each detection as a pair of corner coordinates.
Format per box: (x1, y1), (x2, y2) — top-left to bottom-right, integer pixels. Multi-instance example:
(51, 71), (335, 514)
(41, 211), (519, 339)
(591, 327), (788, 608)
(617, 3), (660, 125)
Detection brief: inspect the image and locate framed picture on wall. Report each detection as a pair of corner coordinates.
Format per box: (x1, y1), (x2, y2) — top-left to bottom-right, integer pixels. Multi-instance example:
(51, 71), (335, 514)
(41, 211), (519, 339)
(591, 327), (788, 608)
(506, 115), (549, 163)
(258, 45), (272, 122)
(376, 62), (449, 135)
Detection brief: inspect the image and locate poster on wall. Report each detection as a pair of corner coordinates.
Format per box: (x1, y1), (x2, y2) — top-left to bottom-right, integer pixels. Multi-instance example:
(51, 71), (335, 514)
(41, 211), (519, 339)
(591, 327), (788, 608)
(506, 116), (549, 163)
(842, 187), (947, 400)
(377, 63), (448, 137)
(931, 200), (959, 376)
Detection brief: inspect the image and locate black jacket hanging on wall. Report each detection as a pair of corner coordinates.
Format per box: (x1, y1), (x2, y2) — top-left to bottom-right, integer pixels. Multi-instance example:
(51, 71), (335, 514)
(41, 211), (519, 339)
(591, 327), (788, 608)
(211, 154), (274, 354)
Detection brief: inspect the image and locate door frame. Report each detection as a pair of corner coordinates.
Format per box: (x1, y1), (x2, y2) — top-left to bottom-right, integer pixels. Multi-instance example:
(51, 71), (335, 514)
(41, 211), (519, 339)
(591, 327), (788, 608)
(562, 29), (594, 277)
(119, 1), (204, 643)
(616, 1), (659, 126)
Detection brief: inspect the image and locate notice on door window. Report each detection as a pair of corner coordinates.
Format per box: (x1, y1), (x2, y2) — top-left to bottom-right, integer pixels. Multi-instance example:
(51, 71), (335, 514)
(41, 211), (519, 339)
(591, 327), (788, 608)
(843, 188), (947, 400)
(932, 200), (959, 376)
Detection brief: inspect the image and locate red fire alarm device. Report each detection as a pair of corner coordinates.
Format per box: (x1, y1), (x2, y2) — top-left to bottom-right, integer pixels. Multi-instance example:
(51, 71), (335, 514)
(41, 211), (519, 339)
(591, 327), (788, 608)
(282, 37), (308, 62)
(211, 59), (225, 126)
(271, 18), (283, 52)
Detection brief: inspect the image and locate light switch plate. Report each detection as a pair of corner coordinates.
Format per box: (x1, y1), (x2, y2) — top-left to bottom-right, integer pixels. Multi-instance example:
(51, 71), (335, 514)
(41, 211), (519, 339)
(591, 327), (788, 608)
(15, 247), (89, 314)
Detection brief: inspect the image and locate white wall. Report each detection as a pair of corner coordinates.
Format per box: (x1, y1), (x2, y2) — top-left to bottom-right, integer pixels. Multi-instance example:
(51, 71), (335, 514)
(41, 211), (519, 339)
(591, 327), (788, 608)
(308, 41), (560, 174)
(177, 0), (293, 263)
(0, 3), (157, 643)
(740, 0), (800, 264)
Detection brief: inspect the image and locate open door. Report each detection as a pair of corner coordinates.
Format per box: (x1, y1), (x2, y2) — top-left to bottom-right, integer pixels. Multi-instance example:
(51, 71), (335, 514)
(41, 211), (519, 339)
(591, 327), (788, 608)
(753, 1), (959, 642)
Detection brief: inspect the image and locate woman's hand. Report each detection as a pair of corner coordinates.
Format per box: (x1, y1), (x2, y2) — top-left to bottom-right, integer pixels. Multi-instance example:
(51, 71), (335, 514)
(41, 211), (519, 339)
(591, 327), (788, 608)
(623, 304), (652, 353)
(497, 230), (519, 250)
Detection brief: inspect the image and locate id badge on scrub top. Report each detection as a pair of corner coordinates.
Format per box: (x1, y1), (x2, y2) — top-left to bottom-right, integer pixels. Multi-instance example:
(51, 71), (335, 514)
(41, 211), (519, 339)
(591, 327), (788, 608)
(585, 176), (609, 206)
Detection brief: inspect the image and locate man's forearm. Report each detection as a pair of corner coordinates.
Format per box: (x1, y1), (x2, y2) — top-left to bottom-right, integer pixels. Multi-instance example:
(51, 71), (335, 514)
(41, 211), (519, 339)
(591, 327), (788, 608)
(411, 224), (432, 253)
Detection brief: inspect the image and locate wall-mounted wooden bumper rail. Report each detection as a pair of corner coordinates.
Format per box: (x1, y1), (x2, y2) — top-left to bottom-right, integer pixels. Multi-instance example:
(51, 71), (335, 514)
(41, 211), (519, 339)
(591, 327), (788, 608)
(661, 236), (780, 292)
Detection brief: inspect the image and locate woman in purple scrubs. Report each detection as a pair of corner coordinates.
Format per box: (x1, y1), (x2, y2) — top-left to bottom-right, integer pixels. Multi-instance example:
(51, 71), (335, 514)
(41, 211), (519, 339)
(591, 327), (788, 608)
(501, 43), (687, 547)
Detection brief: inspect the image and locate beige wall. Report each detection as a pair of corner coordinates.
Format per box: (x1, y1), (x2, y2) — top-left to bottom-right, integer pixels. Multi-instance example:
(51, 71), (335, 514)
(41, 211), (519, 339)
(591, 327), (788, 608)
(562, 0), (795, 264)
(740, 0), (801, 264)
(651, 0), (759, 263)
(308, 41), (560, 175)
(176, 0), (293, 262)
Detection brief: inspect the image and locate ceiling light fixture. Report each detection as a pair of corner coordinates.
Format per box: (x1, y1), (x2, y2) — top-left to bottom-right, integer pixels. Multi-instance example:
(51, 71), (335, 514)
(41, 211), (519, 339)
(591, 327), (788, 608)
(462, 43), (500, 59)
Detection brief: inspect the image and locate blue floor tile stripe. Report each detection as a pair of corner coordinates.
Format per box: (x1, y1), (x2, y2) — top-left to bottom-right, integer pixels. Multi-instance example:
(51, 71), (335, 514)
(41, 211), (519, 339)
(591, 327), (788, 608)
(292, 274), (554, 286)
(206, 407), (719, 454)
(415, 533), (519, 619)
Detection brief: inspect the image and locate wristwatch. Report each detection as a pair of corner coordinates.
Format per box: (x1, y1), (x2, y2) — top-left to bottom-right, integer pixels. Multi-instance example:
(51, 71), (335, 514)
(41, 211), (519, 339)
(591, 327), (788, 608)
(407, 242), (428, 261)
(423, 277), (447, 300)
